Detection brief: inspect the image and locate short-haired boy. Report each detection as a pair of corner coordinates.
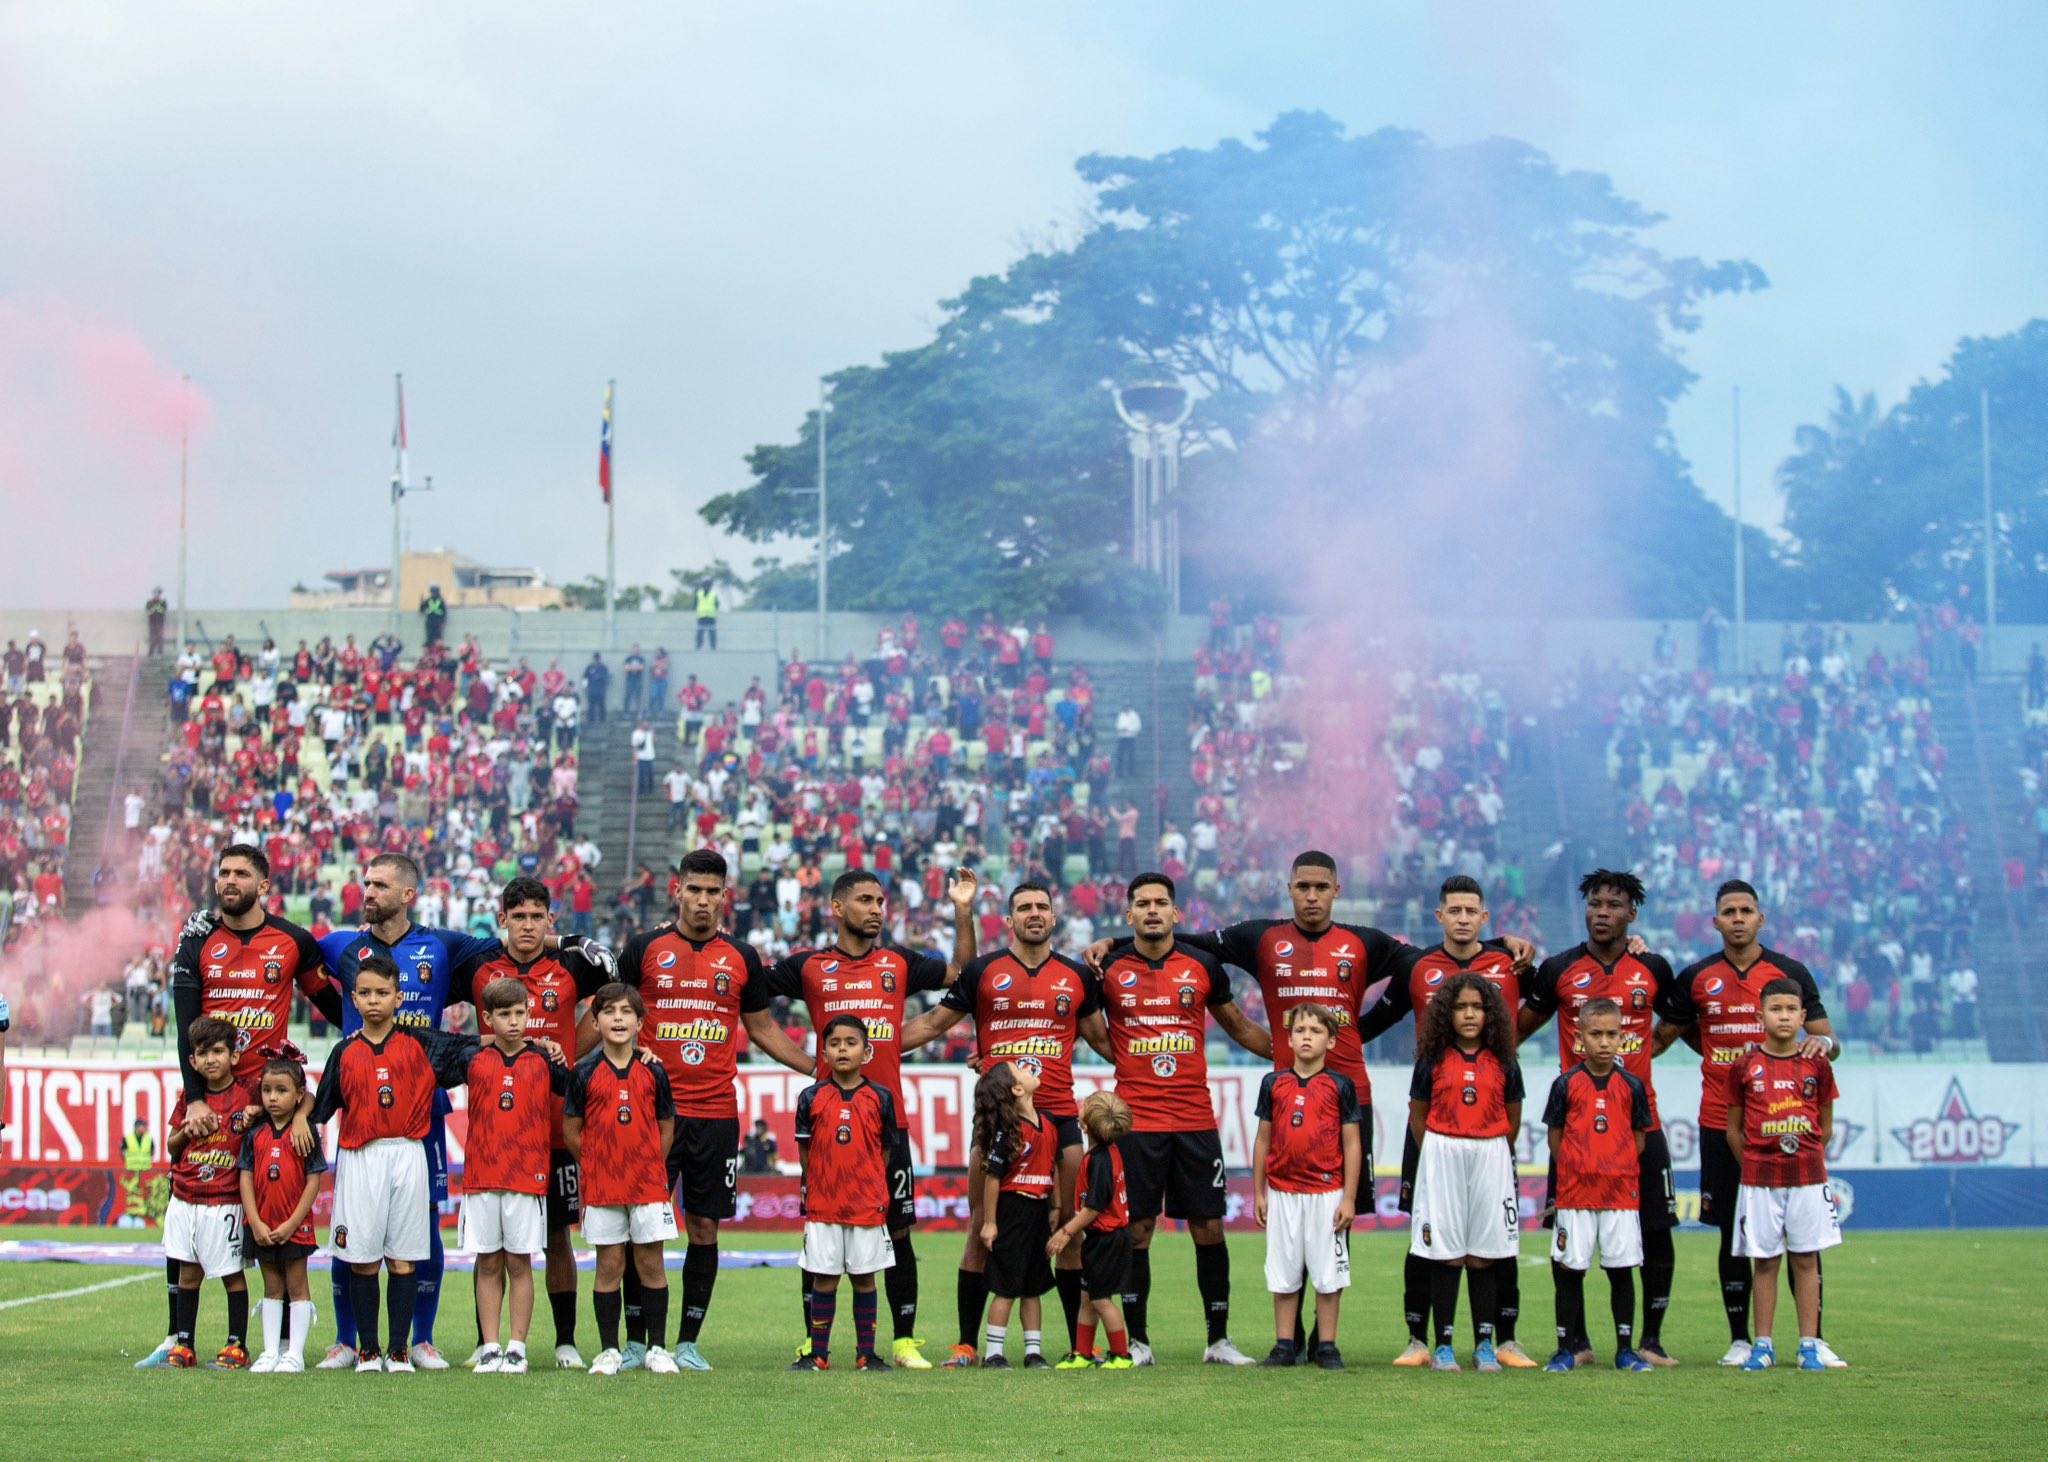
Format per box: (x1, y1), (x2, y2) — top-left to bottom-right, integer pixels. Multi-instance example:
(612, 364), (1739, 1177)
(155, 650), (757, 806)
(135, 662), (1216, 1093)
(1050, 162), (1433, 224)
(790, 1015), (898, 1372)
(1728, 978), (1841, 1372)
(1251, 1002), (1362, 1370)
(1541, 997), (1653, 1372)
(565, 982), (680, 1377)
(164, 1015), (261, 1368)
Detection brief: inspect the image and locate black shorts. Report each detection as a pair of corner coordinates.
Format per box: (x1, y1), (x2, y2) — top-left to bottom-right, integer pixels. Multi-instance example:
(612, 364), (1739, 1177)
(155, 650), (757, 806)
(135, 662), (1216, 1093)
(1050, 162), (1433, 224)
(1638, 1128), (1678, 1233)
(888, 1128), (917, 1231)
(986, 1192), (1054, 1300)
(547, 1148), (581, 1232)
(1398, 1125), (1421, 1215)
(1050, 1113), (1085, 1154)
(250, 1240), (316, 1270)
(1123, 1129), (1227, 1222)
(664, 1117), (740, 1221)
(1080, 1226), (1132, 1299)
(1698, 1127), (1741, 1230)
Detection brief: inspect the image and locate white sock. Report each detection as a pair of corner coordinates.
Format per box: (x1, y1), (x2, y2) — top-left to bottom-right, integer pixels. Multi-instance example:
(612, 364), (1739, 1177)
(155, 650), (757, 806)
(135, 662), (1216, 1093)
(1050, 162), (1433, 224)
(983, 1323), (1007, 1359)
(287, 1302), (316, 1364)
(1799, 1336), (1819, 1347)
(1023, 1329), (1042, 1356)
(259, 1298), (284, 1358)
(508, 1339), (526, 1356)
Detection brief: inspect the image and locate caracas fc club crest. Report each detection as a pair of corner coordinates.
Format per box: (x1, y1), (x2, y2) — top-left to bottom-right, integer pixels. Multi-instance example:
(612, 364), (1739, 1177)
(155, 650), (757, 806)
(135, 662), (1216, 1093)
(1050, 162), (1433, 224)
(1802, 1074), (1818, 1100)
(1336, 959), (1353, 984)
(541, 988), (560, 1013)
(1054, 993), (1071, 1017)
(1631, 987), (1648, 1011)
(262, 958), (283, 986)
(414, 959), (433, 986)
(881, 970), (897, 994)
(1178, 986), (1196, 1011)
(714, 971), (731, 996)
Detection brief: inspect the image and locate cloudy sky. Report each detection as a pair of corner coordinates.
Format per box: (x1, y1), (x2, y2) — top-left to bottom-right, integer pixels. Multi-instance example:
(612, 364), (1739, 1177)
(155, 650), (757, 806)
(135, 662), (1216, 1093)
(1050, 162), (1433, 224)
(4, 0), (2043, 609)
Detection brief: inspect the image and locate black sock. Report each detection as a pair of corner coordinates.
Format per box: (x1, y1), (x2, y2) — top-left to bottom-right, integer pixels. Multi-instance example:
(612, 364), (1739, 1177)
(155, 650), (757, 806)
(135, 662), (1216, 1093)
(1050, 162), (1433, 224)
(623, 1266), (646, 1346)
(1403, 1252), (1430, 1343)
(1430, 1263), (1461, 1348)
(350, 1271), (383, 1355)
(801, 1268), (817, 1338)
(1055, 1269), (1083, 1350)
(474, 1278), (487, 1349)
(1293, 1264), (1309, 1353)
(1814, 1251), (1825, 1341)
(548, 1287), (578, 1348)
(957, 1267), (988, 1349)
(1717, 1226), (1752, 1343)
(173, 1286), (200, 1348)
(681, 1244), (719, 1344)
(642, 1284), (669, 1349)
(1194, 1241), (1230, 1345)
(1551, 1261), (1586, 1354)
(165, 1259), (181, 1338)
(385, 1270), (419, 1357)
(1608, 1266), (1637, 1352)
(225, 1287), (249, 1348)
(884, 1234), (918, 1340)
(1495, 1258), (1520, 1343)
(1124, 1247), (1151, 1344)
(1640, 1228), (1674, 1348)
(1469, 1264), (1499, 1346)
(595, 1289), (622, 1353)
(808, 1286), (836, 1361)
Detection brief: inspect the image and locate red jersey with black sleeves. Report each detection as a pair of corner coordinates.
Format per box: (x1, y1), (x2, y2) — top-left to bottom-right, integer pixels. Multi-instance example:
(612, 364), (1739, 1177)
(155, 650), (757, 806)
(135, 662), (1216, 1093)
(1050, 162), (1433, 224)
(170, 1083), (258, 1203)
(770, 942), (948, 1131)
(1373, 940), (1523, 1031)
(941, 950), (1098, 1119)
(983, 1112), (1058, 1198)
(621, 925), (774, 1120)
(468, 947), (610, 1146)
(1666, 948), (1829, 1127)
(1081, 1140), (1130, 1232)
(794, 1077), (896, 1226)
(1727, 1046), (1837, 1188)
(172, 915), (330, 1084)
(463, 1044), (572, 1196)
(1412, 1045), (1523, 1140)
(1543, 1064), (1651, 1210)
(239, 1117), (327, 1242)
(1256, 1068), (1362, 1195)
(310, 1026), (478, 1148)
(566, 1051), (675, 1207)
(1525, 944), (1682, 1130)
(1099, 942), (1234, 1134)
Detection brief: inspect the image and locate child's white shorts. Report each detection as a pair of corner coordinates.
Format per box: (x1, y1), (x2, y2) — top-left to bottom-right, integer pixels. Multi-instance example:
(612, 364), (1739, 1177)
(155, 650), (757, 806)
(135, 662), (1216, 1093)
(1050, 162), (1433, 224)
(582, 1202), (678, 1247)
(164, 1196), (248, 1279)
(1264, 1187), (1352, 1295)
(801, 1221), (894, 1277)
(1551, 1207), (1642, 1271)
(1732, 1182), (1842, 1259)
(332, 1139), (432, 1263)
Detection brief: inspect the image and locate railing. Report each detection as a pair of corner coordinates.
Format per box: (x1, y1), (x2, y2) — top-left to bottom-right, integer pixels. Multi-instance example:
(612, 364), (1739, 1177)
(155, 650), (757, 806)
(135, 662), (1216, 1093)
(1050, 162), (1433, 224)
(1961, 676), (2043, 1059)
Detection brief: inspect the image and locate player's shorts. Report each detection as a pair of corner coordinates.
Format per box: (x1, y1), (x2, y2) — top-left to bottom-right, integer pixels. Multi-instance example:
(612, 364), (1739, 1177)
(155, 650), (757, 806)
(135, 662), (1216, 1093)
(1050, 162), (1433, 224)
(1397, 1125), (1421, 1215)
(1123, 1129), (1228, 1222)
(986, 1191), (1054, 1300)
(1638, 1128), (1678, 1232)
(1698, 1127), (1742, 1229)
(887, 1128), (917, 1231)
(665, 1116), (740, 1221)
(1080, 1226), (1132, 1299)
(1551, 1207), (1643, 1271)
(546, 1149), (580, 1233)
(250, 1240), (317, 1271)
(164, 1196), (249, 1279)
(1264, 1188), (1352, 1296)
(582, 1202), (679, 1247)
(461, 1191), (547, 1256)
(1049, 1113), (1084, 1153)
(1732, 1182), (1843, 1259)
(801, 1221), (895, 1277)
(333, 1138), (433, 1263)
(1408, 1133), (1519, 1261)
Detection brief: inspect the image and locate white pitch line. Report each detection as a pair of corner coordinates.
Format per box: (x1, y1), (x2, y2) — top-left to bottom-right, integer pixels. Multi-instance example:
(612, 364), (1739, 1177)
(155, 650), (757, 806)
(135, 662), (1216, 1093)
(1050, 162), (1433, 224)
(0, 1271), (153, 1311)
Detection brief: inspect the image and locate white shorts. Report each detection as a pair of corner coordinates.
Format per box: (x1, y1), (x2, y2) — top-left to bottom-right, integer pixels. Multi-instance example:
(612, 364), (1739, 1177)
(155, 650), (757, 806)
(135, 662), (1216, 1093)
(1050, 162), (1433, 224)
(582, 1202), (678, 1247)
(1732, 1182), (1843, 1259)
(1551, 1208), (1643, 1271)
(460, 1191), (546, 1257)
(332, 1139), (433, 1264)
(163, 1197), (248, 1279)
(1264, 1188), (1352, 1295)
(801, 1222), (895, 1277)
(1408, 1133), (1519, 1261)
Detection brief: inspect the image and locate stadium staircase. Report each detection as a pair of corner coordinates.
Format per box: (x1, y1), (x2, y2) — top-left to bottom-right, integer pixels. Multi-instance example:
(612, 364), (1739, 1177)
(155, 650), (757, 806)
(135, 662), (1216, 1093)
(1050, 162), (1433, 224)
(1929, 674), (2045, 1061)
(64, 650), (166, 919)
(1500, 711), (1627, 956)
(1088, 657), (1194, 862)
(579, 712), (669, 903)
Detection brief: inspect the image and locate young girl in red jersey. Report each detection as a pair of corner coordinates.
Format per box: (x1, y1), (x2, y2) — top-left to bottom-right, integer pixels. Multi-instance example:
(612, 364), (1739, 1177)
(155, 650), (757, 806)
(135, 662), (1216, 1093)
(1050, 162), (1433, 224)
(973, 1062), (1057, 1368)
(1046, 1090), (1136, 1370)
(239, 1046), (325, 1373)
(1408, 975), (1524, 1373)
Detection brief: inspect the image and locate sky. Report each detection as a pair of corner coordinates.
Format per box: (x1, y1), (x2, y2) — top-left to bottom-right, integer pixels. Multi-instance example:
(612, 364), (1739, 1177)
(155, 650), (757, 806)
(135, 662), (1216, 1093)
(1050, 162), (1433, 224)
(3, 0), (2044, 610)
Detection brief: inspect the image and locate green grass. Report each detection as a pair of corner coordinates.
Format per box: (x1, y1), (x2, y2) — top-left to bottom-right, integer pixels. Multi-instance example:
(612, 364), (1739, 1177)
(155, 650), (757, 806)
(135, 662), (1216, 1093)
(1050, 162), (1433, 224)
(0, 1229), (2040, 1459)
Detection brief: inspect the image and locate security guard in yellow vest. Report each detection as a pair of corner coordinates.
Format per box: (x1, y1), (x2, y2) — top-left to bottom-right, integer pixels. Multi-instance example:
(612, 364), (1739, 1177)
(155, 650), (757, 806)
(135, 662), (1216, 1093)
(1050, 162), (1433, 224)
(694, 582), (719, 651)
(124, 1120), (157, 1171)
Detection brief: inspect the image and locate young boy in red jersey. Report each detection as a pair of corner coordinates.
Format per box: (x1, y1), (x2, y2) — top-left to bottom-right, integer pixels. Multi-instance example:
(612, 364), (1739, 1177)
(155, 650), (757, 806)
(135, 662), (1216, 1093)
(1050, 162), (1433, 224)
(1046, 1090), (1136, 1369)
(1252, 1003), (1363, 1370)
(164, 1016), (260, 1368)
(790, 1015), (898, 1372)
(239, 1048), (325, 1372)
(566, 983), (679, 1377)
(1541, 999), (1653, 1373)
(1728, 979), (1842, 1372)
(462, 977), (573, 1374)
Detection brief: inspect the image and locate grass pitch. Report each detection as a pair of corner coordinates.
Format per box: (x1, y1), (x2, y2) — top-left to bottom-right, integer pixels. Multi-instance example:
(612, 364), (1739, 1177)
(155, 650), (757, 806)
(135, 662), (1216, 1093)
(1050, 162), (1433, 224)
(0, 1228), (2038, 1459)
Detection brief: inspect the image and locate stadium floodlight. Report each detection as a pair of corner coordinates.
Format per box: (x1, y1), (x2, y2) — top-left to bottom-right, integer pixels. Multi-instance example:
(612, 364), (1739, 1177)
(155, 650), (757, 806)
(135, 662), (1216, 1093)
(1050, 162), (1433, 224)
(1112, 382), (1193, 615)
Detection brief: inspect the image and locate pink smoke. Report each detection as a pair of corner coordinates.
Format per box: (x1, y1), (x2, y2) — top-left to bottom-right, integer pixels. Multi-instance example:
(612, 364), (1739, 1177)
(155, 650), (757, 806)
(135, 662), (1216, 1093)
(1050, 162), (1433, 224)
(1, 903), (174, 1049)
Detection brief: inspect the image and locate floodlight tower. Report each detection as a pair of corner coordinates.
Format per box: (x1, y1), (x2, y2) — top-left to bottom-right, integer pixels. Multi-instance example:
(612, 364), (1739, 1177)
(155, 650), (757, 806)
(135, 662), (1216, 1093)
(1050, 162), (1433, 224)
(1112, 381), (1193, 614)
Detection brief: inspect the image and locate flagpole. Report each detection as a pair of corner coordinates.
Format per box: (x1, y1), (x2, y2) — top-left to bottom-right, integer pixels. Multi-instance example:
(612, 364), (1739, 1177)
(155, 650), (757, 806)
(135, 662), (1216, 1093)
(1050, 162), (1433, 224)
(605, 378), (617, 652)
(177, 373), (191, 650)
(390, 372), (406, 639)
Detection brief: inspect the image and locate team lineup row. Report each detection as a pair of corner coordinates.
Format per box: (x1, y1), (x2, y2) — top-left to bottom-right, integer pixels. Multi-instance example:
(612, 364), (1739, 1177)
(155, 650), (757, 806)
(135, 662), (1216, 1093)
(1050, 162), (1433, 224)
(140, 845), (1846, 1375)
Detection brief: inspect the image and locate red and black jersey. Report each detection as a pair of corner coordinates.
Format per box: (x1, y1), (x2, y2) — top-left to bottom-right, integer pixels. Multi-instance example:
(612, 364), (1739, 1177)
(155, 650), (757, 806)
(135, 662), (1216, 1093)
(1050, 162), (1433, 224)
(463, 1043), (572, 1197)
(1667, 948), (1828, 1127)
(468, 947), (609, 1147)
(1369, 940), (1522, 1037)
(1542, 1064), (1651, 1210)
(1255, 1067), (1362, 1195)
(793, 1077), (896, 1227)
(1727, 1046), (1837, 1188)
(621, 925), (773, 1121)
(1411, 1045), (1524, 1140)
(1080, 1140), (1130, 1233)
(1189, 920), (1407, 1100)
(310, 1026), (477, 1149)
(172, 915), (331, 1086)
(566, 1050), (675, 1208)
(770, 941), (947, 1131)
(1526, 945), (1682, 1130)
(941, 950), (1099, 1119)
(983, 1112), (1057, 1198)
(1100, 941), (1234, 1134)
(239, 1117), (328, 1242)
(170, 1082), (258, 1204)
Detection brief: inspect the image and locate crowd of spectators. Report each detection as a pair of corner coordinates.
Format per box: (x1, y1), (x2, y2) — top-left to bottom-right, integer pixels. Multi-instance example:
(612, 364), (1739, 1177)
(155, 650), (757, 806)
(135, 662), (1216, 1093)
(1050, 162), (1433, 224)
(0, 629), (92, 950)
